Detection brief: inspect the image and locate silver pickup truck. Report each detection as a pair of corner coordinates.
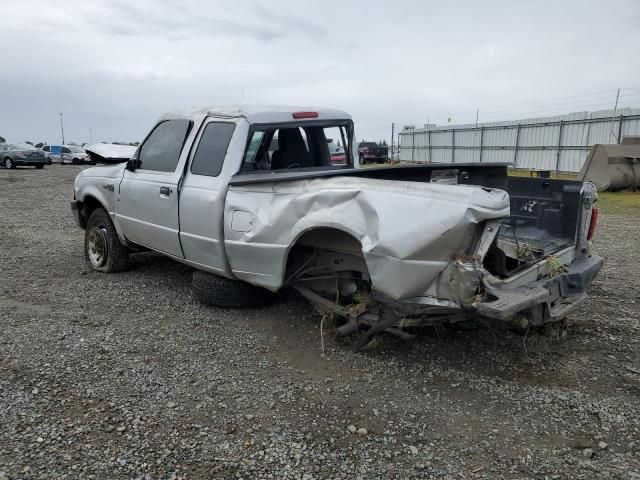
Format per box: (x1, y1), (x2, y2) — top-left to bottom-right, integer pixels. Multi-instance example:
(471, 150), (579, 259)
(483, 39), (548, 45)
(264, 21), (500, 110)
(71, 106), (602, 344)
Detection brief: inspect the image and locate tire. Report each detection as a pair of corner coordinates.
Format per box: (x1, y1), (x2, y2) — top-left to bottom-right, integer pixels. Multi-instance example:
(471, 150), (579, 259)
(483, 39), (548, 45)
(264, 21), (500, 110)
(35, 165), (44, 169)
(5, 158), (15, 169)
(84, 208), (129, 273)
(192, 270), (273, 308)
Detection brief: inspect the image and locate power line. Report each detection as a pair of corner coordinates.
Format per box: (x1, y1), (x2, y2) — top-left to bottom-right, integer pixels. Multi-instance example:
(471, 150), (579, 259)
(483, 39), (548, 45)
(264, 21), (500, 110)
(444, 87), (624, 117)
(433, 96), (640, 126)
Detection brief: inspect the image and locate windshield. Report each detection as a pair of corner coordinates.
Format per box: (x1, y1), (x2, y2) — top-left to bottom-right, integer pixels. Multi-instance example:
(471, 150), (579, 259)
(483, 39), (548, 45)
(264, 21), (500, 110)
(240, 120), (353, 173)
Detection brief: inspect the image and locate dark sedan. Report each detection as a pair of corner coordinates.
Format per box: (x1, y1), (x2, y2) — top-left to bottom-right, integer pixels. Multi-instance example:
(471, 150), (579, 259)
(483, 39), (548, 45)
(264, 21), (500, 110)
(0, 143), (47, 169)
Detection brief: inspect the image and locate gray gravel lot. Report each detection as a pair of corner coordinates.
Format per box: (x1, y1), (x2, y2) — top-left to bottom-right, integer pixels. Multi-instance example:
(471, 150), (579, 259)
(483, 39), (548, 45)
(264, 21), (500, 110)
(1, 165), (639, 479)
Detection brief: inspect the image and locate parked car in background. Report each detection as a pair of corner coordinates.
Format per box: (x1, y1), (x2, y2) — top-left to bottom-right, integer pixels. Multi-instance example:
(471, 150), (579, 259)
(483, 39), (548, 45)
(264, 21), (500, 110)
(327, 139), (346, 165)
(0, 143), (47, 169)
(358, 141), (388, 164)
(42, 145), (90, 164)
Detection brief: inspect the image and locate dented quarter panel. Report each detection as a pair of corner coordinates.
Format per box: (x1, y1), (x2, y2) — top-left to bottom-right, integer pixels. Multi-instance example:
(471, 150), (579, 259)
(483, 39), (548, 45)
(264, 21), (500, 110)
(224, 176), (510, 300)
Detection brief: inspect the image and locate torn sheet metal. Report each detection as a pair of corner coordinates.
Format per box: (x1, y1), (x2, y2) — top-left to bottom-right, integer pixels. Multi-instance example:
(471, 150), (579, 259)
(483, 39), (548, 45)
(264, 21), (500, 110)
(223, 176), (510, 300)
(85, 144), (137, 164)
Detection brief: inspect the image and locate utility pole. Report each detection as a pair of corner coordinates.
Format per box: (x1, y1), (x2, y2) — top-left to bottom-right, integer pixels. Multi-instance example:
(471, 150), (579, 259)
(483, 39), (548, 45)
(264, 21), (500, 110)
(475, 109), (479, 129)
(59, 113), (65, 145)
(390, 123), (395, 161)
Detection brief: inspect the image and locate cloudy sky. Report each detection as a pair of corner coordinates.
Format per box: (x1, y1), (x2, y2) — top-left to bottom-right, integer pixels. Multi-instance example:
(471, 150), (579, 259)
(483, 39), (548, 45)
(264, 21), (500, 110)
(1, 0), (640, 145)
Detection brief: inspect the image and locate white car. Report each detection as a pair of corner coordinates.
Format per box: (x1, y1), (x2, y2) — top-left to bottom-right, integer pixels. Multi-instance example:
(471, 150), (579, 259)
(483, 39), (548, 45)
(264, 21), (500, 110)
(42, 145), (89, 164)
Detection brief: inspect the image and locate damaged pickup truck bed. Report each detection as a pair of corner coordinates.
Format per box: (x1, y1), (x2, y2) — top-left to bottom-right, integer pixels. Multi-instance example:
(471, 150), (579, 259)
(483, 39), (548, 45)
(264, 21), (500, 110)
(71, 106), (602, 344)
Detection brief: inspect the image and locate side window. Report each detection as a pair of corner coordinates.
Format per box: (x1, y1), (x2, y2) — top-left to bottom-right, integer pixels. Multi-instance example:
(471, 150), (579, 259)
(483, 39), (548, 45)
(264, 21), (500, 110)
(62, 147), (71, 154)
(138, 119), (192, 172)
(191, 122), (235, 177)
(42, 145), (50, 152)
(244, 131), (265, 165)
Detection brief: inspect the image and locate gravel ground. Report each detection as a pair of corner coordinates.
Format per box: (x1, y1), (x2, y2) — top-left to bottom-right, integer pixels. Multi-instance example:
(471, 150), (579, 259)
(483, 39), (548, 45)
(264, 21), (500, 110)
(0, 165), (638, 480)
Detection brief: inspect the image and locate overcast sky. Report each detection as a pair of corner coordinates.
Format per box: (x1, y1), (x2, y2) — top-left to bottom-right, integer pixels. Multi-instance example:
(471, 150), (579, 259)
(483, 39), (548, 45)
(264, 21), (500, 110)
(1, 0), (640, 145)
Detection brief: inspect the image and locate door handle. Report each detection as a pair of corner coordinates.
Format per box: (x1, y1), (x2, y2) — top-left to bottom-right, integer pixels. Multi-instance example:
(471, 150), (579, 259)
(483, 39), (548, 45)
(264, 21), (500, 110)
(160, 186), (171, 196)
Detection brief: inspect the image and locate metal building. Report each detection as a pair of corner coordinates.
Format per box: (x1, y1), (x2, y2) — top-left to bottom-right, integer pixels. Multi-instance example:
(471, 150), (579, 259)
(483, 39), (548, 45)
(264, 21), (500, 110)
(398, 108), (640, 172)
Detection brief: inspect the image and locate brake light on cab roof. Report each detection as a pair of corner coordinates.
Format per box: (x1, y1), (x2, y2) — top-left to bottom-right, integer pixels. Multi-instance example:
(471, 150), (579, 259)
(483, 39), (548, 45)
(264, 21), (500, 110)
(292, 111), (318, 119)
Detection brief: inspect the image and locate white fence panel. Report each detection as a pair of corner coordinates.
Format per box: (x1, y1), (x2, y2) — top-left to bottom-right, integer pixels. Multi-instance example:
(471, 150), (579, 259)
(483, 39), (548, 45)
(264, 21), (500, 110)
(398, 109), (640, 172)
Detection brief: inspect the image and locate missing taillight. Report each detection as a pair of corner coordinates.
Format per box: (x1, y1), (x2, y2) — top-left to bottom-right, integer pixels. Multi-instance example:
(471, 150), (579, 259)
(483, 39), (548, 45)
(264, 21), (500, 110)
(587, 207), (598, 240)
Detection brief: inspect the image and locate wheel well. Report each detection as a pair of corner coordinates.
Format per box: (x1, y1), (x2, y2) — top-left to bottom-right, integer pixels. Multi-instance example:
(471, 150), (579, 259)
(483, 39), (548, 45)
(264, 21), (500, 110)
(79, 196), (105, 225)
(284, 227), (369, 282)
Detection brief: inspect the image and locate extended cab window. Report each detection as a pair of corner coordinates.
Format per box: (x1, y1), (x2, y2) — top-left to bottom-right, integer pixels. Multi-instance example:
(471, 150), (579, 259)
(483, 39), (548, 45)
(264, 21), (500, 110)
(240, 120), (353, 173)
(139, 119), (192, 172)
(191, 122), (235, 177)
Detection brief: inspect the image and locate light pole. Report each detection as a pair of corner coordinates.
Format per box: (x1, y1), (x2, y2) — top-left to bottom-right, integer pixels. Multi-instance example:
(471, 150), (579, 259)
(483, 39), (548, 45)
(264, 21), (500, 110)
(59, 113), (65, 145)
(89, 127), (93, 145)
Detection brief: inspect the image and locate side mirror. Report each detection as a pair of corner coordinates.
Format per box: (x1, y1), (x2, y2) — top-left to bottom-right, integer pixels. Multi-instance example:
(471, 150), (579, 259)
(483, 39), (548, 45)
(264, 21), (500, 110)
(126, 158), (139, 171)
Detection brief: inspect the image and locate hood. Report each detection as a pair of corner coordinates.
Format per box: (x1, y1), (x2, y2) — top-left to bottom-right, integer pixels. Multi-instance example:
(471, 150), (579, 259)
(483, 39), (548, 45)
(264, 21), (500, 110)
(85, 143), (137, 164)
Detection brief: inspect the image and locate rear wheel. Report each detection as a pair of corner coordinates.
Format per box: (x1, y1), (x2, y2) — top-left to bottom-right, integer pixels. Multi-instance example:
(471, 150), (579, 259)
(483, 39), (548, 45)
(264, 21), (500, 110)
(35, 165), (44, 169)
(84, 208), (129, 273)
(4, 158), (15, 169)
(192, 270), (273, 308)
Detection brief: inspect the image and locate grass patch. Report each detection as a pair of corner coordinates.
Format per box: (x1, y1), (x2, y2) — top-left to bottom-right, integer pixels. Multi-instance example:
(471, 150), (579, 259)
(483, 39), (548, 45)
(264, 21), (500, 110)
(597, 191), (640, 214)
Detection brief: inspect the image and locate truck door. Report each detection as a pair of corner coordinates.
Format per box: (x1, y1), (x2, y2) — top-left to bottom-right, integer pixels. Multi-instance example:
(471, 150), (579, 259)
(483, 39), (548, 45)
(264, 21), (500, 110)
(116, 119), (192, 257)
(179, 120), (237, 273)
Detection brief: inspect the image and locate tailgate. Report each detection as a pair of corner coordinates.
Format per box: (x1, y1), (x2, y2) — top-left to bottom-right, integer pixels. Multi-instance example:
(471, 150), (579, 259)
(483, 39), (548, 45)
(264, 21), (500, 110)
(469, 177), (601, 326)
(484, 177), (592, 277)
(373, 146), (388, 156)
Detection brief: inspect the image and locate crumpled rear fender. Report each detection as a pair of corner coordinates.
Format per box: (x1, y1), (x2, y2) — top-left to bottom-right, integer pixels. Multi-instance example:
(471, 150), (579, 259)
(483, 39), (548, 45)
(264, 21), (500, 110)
(224, 176), (509, 299)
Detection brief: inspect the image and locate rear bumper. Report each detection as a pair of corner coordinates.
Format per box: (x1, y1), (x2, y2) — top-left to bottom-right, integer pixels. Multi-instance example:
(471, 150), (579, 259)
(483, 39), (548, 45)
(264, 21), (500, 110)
(474, 254), (603, 325)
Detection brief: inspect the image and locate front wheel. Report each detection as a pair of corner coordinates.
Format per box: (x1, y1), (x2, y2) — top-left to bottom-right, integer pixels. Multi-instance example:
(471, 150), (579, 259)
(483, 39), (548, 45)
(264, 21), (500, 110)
(5, 158), (15, 169)
(84, 208), (129, 273)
